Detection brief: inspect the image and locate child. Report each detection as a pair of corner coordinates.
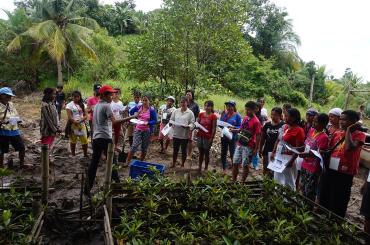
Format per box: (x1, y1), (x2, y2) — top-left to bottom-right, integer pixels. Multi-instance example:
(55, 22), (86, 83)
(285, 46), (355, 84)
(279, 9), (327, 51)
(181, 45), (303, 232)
(111, 88), (125, 151)
(196, 101), (217, 172)
(55, 85), (65, 120)
(40, 88), (61, 149)
(231, 101), (261, 182)
(158, 96), (176, 153)
(66, 91), (88, 157)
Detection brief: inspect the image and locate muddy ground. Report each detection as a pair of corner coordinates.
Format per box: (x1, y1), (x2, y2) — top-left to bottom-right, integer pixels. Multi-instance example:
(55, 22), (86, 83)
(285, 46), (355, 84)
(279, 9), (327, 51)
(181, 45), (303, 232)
(2, 94), (367, 231)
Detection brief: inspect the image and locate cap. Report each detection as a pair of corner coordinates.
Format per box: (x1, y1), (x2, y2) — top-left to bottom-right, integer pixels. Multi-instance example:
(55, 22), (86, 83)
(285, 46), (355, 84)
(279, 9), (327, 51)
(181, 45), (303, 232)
(166, 96), (175, 103)
(99, 85), (117, 95)
(0, 87), (15, 97)
(306, 108), (318, 116)
(93, 84), (102, 91)
(225, 100), (236, 107)
(329, 108), (343, 117)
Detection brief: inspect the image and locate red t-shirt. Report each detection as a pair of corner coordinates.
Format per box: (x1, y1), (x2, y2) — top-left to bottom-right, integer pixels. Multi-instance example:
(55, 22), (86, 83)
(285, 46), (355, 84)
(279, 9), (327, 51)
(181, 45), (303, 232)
(301, 128), (329, 173)
(282, 125), (305, 147)
(328, 126), (343, 148)
(238, 115), (261, 148)
(331, 130), (366, 175)
(87, 96), (99, 120)
(196, 112), (217, 139)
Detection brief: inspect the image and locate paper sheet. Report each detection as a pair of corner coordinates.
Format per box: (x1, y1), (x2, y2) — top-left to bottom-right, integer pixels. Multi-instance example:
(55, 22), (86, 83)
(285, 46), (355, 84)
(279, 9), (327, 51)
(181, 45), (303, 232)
(310, 149), (324, 171)
(130, 119), (146, 125)
(194, 122), (208, 133)
(268, 154), (292, 173)
(217, 120), (233, 128)
(222, 127), (233, 140)
(169, 120), (187, 127)
(161, 124), (172, 136)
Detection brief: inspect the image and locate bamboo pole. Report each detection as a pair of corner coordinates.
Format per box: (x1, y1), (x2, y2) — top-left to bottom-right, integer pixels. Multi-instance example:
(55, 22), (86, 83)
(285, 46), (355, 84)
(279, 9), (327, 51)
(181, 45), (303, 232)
(41, 144), (49, 204)
(103, 205), (114, 245)
(104, 143), (114, 220)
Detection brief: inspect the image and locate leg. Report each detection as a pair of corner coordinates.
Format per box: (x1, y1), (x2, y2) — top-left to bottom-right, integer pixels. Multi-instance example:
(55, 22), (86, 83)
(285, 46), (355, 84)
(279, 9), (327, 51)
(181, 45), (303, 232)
(172, 138), (181, 167)
(126, 130), (140, 166)
(241, 165), (249, 182)
(129, 136), (133, 146)
(165, 139), (170, 151)
(232, 146), (242, 182)
(187, 140), (193, 159)
(18, 149), (25, 166)
(232, 164), (239, 182)
(70, 143), (76, 156)
(140, 131), (150, 161)
(87, 139), (105, 191)
(229, 140), (237, 169)
(241, 147), (251, 182)
(181, 139), (189, 167)
(204, 150), (210, 171)
(159, 139), (164, 152)
(220, 137), (228, 170)
(198, 148), (204, 172)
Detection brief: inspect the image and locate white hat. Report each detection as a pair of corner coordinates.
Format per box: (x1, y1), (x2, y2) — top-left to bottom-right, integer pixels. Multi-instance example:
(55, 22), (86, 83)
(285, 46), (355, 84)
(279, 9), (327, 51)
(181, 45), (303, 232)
(166, 96), (175, 103)
(328, 108), (343, 117)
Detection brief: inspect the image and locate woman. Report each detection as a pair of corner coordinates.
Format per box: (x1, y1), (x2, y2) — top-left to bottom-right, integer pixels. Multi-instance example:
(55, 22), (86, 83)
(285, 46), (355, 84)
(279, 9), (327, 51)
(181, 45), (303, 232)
(259, 107), (284, 178)
(125, 94), (157, 164)
(158, 96), (176, 153)
(299, 113), (329, 201)
(66, 91), (88, 157)
(220, 101), (241, 173)
(271, 108), (305, 190)
(40, 88), (61, 149)
(185, 90), (199, 159)
(196, 101), (217, 172)
(170, 96), (195, 168)
(111, 88), (125, 151)
(327, 108), (343, 146)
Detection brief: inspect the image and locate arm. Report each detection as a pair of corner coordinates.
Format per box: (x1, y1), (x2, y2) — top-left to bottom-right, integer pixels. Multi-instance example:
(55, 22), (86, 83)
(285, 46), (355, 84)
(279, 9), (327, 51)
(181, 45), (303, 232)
(259, 127), (266, 156)
(345, 123), (363, 151)
(148, 108), (158, 126)
(66, 109), (77, 124)
(189, 112), (195, 130)
(209, 117), (217, 144)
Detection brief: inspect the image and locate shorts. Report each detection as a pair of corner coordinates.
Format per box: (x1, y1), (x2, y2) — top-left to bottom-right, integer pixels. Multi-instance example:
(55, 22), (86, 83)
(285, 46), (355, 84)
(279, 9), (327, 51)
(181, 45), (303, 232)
(70, 124), (88, 145)
(131, 129), (151, 153)
(41, 136), (56, 147)
(0, 135), (25, 154)
(197, 137), (211, 150)
(127, 124), (134, 137)
(361, 183), (370, 218)
(233, 145), (252, 167)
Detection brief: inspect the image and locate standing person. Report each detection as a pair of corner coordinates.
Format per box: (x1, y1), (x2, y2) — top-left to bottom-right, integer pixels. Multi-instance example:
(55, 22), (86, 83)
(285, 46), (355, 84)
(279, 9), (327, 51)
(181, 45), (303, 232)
(282, 103), (291, 122)
(185, 90), (199, 159)
(231, 101), (261, 182)
(126, 91), (142, 146)
(259, 107), (284, 178)
(170, 96), (195, 168)
(86, 85), (130, 193)
(298, 113), (329, 201)
(66, 91), (88, 157)
(319, 110), (366, 217)
(271, 108), (305, 190)
(55, 85), (65, 121)
(158, 96), (176, 154)
(86, 84), (101, 136)
(0, 87), (25, 168)
(125, 94), (157, 165)
(257, 98), (268, 123)
(40, 88), (61, 149)
(196, 101), (217, 172)
(358, 105), (368, 121)
(304, 108), (318, 137)
(220, 101), (241, 173)
(110, 88), (125, 151)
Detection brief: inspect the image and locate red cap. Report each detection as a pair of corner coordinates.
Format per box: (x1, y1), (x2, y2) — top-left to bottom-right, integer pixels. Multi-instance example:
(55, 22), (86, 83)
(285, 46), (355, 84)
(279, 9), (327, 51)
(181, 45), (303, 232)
(99, 85), (117, 94)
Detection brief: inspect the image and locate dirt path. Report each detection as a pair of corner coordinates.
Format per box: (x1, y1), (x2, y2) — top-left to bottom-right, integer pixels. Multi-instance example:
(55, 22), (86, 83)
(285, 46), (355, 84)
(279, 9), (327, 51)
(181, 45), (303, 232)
(1, 93), (366, 229)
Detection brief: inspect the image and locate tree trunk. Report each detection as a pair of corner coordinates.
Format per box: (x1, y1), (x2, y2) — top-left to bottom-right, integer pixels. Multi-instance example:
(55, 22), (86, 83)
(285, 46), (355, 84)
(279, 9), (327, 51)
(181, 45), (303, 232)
(57, 59), (63, 86)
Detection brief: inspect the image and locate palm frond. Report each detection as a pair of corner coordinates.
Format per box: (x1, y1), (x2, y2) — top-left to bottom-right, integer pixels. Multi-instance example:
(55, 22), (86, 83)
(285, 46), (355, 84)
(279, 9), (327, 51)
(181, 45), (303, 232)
(69, 17), (100, 30)
(24, 20), (58, 42)
(46, 27), (66, 61)
(65, 25), (98, 61)
(65, 0), (75, 14)
(6, 35), (22, 53)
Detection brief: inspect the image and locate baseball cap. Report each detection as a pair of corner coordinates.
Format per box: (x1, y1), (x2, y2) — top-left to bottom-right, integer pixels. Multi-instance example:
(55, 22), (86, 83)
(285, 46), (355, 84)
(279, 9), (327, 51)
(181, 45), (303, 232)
(99, 85), (117, 95)
(0, 87), (15, 97)
(306, 108), (318, 116)
(167, 96), (175, 103)
(225, 100), (236, 107)
(93, 84), (102, 91)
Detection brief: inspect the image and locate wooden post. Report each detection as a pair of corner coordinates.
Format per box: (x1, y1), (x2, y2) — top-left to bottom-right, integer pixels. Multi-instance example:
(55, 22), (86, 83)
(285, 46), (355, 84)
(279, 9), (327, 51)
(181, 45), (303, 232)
(309, 74), (315, 107)
(104, 143), (114, 220)
(41, 144), (49, 205)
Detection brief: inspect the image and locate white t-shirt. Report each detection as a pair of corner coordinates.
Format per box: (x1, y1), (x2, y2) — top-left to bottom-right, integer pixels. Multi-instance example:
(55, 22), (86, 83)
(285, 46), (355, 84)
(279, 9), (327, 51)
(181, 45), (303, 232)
(110, 101), (125, 119)
(66, 101), (84, 121)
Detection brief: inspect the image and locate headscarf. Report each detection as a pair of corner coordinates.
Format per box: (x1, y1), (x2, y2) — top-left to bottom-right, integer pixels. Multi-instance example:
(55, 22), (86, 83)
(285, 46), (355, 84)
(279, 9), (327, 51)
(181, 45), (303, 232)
(328, 108), (343, 117)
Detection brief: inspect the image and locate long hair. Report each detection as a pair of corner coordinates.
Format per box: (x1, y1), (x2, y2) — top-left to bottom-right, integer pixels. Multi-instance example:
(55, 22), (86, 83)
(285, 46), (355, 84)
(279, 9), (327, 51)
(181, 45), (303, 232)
(186, 89), (195, 102)
(42, 87), (55, 103)
(72, 90), (85, 113)
(204, 100), (214, 113)
(287, 108), (302, 126)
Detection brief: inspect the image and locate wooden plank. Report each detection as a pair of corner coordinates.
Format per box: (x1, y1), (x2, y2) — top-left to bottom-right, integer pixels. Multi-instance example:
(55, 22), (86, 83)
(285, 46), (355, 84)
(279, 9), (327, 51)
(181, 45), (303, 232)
(27, 211), (44, 244)
(103, 205), (114, 245)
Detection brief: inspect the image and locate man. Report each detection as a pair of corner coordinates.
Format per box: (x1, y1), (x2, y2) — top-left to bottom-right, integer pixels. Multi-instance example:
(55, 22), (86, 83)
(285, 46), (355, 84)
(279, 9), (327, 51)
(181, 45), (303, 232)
(55, 85), (65, 120)
(0, 87), (26, 168)
(86, 85), (132, 193)
(231, 101), (261, 182)
(319, 110), (366, 217)
(126, 91), (142, 146)
(257, 98), (268, 124)
(86, 84), (101, 136)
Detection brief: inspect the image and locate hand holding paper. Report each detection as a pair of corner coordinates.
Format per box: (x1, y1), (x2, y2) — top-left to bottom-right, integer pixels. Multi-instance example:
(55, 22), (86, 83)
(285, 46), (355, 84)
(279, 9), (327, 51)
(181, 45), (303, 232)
(194, 122), (208, 133)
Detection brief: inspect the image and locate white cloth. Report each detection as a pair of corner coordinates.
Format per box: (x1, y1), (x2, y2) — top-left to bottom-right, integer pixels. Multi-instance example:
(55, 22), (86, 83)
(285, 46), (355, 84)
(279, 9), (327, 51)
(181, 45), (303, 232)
(328, 108), (343, 117)
(274, 163), (297, 190)
(261, 107), (268, 118)
(110, 100), (125, 119)
(66, 102), (83, 121)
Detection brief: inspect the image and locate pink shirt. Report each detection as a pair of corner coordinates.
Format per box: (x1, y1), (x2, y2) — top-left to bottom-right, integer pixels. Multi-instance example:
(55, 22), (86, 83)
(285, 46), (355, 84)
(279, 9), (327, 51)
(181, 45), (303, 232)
(301, 128), (329, 173)
(136, 108), (150, 132)
(87, 96), (99, 120)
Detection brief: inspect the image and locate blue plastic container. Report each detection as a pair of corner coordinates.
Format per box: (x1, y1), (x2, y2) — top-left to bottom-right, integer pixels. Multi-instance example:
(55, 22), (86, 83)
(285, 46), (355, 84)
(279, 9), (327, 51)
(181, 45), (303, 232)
(129, 160), (166, 179)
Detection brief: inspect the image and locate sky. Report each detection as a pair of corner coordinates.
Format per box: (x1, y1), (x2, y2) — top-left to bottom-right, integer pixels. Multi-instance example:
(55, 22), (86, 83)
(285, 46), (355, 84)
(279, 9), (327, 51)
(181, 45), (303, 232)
(0, 0), (369, 81)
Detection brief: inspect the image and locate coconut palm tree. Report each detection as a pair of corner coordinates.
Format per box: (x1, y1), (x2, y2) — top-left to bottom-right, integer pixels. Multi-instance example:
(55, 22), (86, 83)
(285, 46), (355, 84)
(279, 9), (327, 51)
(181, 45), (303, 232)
(7, 0), (99, 86)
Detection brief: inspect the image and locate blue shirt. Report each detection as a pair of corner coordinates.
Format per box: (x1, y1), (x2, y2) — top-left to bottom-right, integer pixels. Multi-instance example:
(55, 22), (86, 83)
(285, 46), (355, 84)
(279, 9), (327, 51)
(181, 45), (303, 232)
(220, 112), (242, 140)
(128, 101), (142, 116)
(0, 129), (20, 136)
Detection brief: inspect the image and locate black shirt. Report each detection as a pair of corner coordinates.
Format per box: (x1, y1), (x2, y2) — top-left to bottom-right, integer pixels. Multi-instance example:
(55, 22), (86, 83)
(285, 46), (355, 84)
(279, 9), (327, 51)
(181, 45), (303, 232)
(56, 91), (65, 105)
(262, 121), (284, 154)
(188, 101), (200, 119)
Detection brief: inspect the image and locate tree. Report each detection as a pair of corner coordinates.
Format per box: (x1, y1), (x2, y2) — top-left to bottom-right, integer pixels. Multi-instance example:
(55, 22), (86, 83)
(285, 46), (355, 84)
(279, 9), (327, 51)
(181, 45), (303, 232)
(7, 0), (98, 86)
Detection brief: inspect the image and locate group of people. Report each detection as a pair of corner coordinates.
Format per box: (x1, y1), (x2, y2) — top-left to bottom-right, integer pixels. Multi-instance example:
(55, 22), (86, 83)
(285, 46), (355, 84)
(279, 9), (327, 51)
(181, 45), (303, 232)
(0, 84), (370, 233)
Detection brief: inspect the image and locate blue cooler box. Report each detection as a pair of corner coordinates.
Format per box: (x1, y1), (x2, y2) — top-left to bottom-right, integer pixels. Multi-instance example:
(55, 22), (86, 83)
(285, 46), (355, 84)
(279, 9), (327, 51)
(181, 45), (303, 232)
(129, 160), (166, 179)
